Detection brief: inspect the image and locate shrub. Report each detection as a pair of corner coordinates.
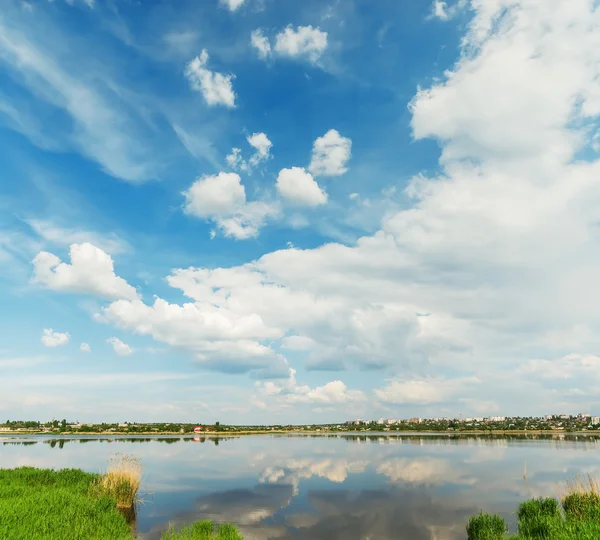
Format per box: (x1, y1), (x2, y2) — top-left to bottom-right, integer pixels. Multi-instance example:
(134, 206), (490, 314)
(466, 512), (508, 540)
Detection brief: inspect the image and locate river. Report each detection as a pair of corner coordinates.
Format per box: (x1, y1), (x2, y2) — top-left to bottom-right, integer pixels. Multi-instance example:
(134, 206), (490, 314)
(2, 433), (600, 539)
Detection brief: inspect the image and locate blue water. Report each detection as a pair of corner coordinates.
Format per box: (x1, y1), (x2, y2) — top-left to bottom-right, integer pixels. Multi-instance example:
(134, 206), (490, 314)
(2, 433), (600, 539)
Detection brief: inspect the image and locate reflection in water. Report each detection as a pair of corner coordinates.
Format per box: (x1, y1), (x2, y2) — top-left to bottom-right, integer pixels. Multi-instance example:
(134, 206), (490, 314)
(2, 434), (600, 539)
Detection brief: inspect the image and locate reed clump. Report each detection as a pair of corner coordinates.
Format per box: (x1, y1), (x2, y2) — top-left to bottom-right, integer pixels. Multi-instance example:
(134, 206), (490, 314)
(100, 454), (142, 509)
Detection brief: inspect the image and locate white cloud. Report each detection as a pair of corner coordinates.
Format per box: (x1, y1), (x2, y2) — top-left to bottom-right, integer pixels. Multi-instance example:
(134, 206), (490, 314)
(430, 0), (467, 21)
(256, 367), (365, 405)
(185, 49), (236, 108)
(226, 132), (273, 173)
(225, 148), (249, 173)
(274, 25), (328, 63)
(182, 172), (278, 239)
(247, 132), (272, 166)
(308, 129), (352, 177)
(374, 377), (480, 405)
(250, 29), (271, 59)
(107, 337), (133, 356)
(0, 13), (158, 182)
(219, 0), (246, 12)
(281, 335), (316, 350)
(97, 297), (288, 376)
(25, 219), (128, 255)
(183, 172), (245, 217)
(518, 353), (600, 381)
(32, 243), (139, 301)
(276, 167), (328, 206)
(80, 342), (91, 353)
(41, 329), (70, 348)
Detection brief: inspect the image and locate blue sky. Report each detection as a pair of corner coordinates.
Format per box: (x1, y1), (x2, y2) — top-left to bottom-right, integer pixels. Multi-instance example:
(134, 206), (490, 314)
(2, 0), (600, 424)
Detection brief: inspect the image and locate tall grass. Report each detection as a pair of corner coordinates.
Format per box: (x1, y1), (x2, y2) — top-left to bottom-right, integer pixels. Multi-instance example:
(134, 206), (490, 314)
(466, 512), (507, 540)
(161, 521), (243, 540)
(100, 454), (142, 509)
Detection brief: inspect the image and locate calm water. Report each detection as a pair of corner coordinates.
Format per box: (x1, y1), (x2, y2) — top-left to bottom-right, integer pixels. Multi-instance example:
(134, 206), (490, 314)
(2, 433), (600, 539)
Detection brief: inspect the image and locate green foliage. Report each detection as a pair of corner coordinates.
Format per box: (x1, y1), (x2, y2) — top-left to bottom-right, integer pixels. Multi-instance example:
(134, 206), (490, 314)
(517, 498), (561, 538)
(562, 492), (600, 522)
(161, 521), (243, 540)
(466, 512), (508, 540)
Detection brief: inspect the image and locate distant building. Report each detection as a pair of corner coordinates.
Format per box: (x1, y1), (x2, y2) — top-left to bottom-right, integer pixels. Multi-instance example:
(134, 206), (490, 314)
(193, 426), (203, 433)
(386, 419), (397, 425)
(474, 417), (484, 422)
(591, 417), (600, 425)
(578, 413), (591, 420)
(487, 416), (506, 422)
(376, 418), (385, 425)
(408, 418), (423, 423)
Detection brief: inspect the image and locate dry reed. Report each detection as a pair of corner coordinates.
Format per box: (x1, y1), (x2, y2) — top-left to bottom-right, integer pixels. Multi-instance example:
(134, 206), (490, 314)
(558, 473), (600, 500)
(100, 454), (142, 508)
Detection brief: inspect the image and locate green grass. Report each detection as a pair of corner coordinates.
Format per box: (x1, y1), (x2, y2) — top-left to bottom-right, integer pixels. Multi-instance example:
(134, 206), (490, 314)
(0, 466), (243, 540)
(161, 520), (243, 540)
(0, 467), (132, 540)
(467, 512), (508, 539)
(467, 489), (600, 539)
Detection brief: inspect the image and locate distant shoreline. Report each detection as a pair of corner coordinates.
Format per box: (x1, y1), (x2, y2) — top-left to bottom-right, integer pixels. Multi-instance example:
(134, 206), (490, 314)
(1, 429), (598, 437)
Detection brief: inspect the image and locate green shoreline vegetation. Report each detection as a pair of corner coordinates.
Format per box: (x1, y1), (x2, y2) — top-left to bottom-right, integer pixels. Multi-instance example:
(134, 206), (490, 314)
(0, 456), (242, 540)
(2, 413), (599, 436)
(467, 475), (600, 539)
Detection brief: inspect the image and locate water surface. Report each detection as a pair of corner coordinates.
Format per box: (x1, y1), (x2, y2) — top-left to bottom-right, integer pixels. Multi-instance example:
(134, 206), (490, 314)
(2, 433), (600, 539)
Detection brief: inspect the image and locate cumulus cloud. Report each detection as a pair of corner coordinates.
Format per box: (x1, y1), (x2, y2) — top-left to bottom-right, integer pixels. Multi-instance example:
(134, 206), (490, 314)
(274, 25), (328, 63)
(250, 29), (271, 59)
(41, 329), (70, 348)
(308, 129), (352, 177)
(107, 337), (133, 356)
(97, 296), (288, 376)
(226, 132), (272, 173)
(31, 243), (139, 301)
(255, 367), (365, 405)
(219, 0), (246, 12)
(80, 342), (91, 353)
(247, 132), (273, 166)
(185, 49), (236, 108)
(374, 377), (480, 405)
(252, 25), (327, 63)
(182, 172), (278, 239)
(276, 167), (328, 206)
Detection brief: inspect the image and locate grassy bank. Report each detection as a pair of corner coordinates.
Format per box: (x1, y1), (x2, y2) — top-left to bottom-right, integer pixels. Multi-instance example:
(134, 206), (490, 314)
(0, 467), (133, 540)
(467, 475), (600, 539)
(0, 460), (243, 540)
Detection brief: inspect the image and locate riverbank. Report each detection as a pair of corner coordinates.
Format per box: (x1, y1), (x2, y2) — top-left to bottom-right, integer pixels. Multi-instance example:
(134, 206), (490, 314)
(1, 429), (598, 436)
